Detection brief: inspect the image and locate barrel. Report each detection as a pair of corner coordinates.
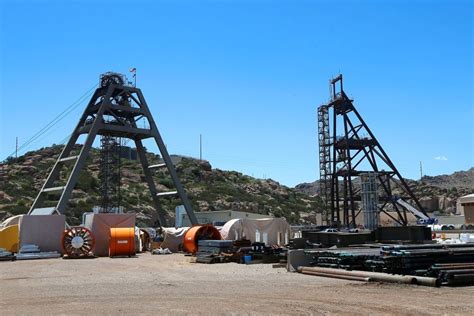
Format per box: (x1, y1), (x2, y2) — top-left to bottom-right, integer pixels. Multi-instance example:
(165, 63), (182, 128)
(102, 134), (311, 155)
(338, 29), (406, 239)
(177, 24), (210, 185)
(109, 227), (135, 257)
(183, 225), (221, 254)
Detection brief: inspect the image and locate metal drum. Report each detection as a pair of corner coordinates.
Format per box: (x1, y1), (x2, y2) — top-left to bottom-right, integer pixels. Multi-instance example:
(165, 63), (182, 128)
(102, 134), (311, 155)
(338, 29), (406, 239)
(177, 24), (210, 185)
(109, 227), (135, 257)
(183, 225), (221, 254)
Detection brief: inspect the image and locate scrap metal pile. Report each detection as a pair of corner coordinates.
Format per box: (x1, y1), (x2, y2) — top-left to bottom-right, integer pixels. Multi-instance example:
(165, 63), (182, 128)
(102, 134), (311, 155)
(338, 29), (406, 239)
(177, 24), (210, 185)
(0, 248), (15, 261)
(195, 239), (286, 265)
(307, 243), (474, 286)
(196, 240), (237, 264)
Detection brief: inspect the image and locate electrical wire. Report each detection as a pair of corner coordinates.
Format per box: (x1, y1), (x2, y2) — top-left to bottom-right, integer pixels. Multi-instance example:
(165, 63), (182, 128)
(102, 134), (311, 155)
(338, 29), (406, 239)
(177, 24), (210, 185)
(5, 83), (98, 159)
(14, 83), (97, 154)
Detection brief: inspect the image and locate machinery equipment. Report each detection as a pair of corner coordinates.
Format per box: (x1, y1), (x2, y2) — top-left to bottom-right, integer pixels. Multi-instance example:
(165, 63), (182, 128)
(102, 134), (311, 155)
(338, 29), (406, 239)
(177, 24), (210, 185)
(109, 227), (135, 257)
(395, 198), (438, 225)
(183, 225), (221, 254)
(62, 226), (95, 258)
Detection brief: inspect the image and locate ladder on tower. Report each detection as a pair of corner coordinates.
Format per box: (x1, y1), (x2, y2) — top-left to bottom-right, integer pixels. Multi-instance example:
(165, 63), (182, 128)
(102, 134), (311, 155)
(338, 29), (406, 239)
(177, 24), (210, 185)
(317, 105), (331, 225)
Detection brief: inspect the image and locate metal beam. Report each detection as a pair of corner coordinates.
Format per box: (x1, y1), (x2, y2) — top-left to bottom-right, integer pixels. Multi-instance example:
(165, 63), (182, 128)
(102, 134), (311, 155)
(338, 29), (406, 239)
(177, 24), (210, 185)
(30, 74), (199, 228)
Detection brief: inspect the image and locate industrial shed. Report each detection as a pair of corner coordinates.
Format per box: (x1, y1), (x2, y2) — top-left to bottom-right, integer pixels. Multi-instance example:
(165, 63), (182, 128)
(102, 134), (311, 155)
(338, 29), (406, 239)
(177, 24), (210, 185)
(460, 194), (474, 224)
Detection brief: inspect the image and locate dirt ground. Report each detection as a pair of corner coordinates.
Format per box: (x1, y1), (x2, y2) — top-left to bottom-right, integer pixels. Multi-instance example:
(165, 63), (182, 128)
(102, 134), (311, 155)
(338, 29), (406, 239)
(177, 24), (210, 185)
(1, 253), (473, 315)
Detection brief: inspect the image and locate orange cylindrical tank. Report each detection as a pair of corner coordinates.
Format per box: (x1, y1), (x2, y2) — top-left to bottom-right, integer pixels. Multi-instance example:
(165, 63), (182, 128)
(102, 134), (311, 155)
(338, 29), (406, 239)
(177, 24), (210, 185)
(109, 227), (135, 257)
(183, 225), (221, 254)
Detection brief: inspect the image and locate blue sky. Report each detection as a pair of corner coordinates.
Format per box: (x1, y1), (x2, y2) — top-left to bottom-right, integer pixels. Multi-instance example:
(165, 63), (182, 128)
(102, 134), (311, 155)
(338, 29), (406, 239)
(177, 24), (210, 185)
(0, 0), (472, 187)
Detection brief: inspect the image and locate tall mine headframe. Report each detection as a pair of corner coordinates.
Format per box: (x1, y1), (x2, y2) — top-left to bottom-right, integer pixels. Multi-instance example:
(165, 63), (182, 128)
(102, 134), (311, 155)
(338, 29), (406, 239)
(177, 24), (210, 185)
(28, 72), (198, 226)
(317, 75), (427, 228)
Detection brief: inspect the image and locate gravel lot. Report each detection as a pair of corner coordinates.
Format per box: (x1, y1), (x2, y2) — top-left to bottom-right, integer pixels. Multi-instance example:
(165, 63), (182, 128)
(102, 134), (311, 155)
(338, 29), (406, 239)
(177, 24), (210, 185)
(1, 253), (473, 315)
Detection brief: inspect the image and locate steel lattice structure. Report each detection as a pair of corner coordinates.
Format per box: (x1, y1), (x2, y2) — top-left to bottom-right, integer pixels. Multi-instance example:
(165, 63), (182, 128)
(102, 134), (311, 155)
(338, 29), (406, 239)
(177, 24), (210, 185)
(318, 75), (427, 227)
(28, 72), (198, 226)
(99, 135), (121, 213)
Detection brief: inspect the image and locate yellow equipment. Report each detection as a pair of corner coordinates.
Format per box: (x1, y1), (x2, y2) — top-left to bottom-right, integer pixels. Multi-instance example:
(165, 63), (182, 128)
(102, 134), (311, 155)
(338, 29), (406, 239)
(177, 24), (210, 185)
(0, 224), (19, 253)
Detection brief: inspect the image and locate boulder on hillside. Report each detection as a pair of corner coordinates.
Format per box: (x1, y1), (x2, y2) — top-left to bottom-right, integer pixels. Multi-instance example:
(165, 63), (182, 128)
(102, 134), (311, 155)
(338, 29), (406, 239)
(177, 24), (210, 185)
(197, 160), (212, 172)
(439, 196), (456, 211)
(419, 196), (438, 212)
(0, 190), (14, 203)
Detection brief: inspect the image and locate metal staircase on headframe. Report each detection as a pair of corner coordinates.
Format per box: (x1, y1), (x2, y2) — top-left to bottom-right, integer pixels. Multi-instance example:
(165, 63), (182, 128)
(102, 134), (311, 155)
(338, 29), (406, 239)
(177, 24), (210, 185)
(28, 72), (198, 226)
(317, 74), (427, 228)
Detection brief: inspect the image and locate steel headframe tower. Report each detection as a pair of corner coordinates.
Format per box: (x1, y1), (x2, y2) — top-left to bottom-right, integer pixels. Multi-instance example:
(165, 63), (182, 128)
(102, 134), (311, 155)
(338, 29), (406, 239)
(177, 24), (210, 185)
(317, 74), (427, 228)
(28, 72), (198, 226)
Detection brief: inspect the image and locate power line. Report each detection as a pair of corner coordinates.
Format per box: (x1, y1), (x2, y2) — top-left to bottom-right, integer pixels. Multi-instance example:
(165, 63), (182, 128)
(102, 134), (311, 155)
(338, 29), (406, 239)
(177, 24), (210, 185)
(15, 83), (97, 154)
(5, 83), (98, 160)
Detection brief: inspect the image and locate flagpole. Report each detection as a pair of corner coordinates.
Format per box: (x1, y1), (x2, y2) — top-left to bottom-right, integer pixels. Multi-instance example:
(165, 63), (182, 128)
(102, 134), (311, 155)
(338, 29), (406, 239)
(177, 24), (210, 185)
(129, 68), (137, 87)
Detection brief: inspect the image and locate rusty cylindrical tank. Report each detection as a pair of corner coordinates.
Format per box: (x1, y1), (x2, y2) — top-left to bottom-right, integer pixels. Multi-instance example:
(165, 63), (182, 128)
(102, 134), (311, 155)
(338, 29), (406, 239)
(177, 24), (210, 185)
(109, 227), (135, 257)
(183, 225), (221, 254)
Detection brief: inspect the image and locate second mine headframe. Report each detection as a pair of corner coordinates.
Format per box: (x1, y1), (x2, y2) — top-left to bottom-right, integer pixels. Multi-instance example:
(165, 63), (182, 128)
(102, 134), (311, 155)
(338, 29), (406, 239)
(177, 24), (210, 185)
(317, 74), (427, 228)
(28, 72), (198, 226)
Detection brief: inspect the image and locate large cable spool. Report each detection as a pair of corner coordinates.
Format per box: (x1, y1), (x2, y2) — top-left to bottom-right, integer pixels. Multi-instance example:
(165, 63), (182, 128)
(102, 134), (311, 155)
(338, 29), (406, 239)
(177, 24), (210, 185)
(183, 225), (221, 254)
(62, 226), (95, 258)
(109, 227), (135, 257)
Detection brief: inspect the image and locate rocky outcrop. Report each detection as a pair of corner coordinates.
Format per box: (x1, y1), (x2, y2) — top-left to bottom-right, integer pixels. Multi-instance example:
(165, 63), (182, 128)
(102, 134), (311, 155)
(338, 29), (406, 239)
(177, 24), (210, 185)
(419, 196), (439, 212)
(295, 171), (474, 214)
(0, 146), (324, 226)
(422, 168), (474, 190)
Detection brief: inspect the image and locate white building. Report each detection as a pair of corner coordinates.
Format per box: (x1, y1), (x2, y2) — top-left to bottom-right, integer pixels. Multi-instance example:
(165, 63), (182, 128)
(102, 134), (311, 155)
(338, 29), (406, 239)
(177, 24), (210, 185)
(175, 206), (273, 227)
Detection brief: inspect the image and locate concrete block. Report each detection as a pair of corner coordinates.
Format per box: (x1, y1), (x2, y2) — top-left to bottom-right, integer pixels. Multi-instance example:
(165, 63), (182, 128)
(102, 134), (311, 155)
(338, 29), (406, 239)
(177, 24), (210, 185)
(287, 249), (312, 272)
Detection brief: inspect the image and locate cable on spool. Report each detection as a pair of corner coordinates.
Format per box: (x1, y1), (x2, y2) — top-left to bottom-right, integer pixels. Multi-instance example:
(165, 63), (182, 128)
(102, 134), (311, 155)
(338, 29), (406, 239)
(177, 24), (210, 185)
(62, 226), (95, 258)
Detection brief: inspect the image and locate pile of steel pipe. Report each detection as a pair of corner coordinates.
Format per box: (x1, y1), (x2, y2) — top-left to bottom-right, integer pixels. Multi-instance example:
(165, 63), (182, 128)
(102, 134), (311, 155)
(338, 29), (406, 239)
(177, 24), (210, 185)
(307, 244), (474, 286)
(380, 244), (474, 275)
(427, 263), (474, 286)
(298, 266), (440, 287)
(308, 248), (381, 270)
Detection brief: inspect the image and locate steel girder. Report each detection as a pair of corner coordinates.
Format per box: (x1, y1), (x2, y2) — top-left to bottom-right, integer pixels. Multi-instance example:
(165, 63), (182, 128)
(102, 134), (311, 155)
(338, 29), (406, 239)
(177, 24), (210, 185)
(28, 81), (198, 226)
(318, 75), (427, 227)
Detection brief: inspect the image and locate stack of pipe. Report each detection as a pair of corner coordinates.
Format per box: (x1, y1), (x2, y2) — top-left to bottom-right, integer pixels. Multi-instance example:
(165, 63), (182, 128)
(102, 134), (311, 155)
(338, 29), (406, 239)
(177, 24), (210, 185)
(298, 266), (440, 287)
(309, 248), (380, 270)
(380, 244), (474, 275)
(427, 263), (474, 286)
(306, 243), (474, 286)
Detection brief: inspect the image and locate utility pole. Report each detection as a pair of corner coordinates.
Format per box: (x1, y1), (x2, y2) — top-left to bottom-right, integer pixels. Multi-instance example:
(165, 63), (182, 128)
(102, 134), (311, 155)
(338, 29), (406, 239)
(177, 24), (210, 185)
(199, 134), (202, 161)
(15, 137), (18, 158)
(420, 161), (423, 180)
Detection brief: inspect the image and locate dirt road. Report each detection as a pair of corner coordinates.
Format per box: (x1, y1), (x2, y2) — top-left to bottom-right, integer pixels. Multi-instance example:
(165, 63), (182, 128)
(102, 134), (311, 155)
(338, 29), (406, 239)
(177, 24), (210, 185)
(1, 253), (473, 315)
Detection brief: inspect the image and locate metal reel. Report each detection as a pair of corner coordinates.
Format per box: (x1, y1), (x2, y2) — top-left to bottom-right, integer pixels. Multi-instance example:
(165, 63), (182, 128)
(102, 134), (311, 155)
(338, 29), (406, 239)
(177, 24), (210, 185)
(62, 226), (95, 258)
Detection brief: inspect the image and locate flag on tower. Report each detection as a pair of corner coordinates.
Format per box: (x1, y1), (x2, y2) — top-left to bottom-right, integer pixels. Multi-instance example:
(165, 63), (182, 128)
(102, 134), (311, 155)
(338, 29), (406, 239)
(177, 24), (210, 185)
(129, 68), (136, 77)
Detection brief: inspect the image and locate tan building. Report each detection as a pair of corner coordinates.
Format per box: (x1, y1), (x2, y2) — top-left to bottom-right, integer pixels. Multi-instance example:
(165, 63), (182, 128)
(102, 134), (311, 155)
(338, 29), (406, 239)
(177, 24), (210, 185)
(176, 206), (273, 227)
(459, 194), (474, 224)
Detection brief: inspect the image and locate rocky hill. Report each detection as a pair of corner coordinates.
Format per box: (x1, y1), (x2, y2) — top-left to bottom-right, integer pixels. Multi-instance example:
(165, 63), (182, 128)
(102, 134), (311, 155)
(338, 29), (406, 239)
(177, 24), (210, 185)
(0, 146), (324, 226)
(421, 168), (474, 190)
(296, 169), (474, 215)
